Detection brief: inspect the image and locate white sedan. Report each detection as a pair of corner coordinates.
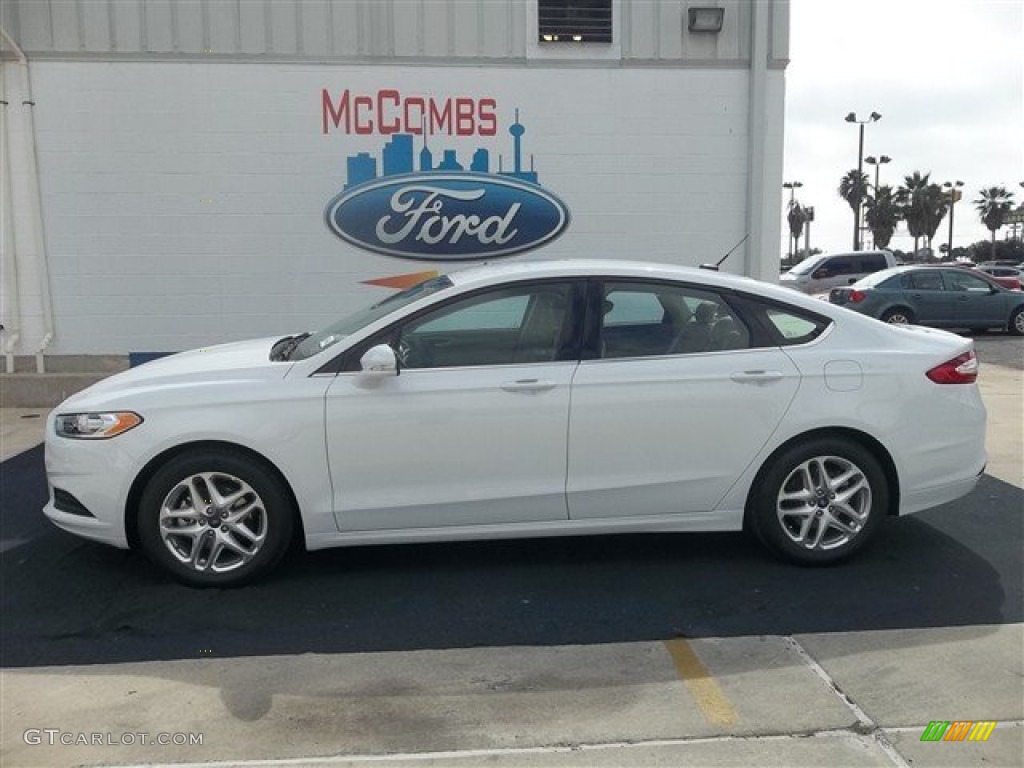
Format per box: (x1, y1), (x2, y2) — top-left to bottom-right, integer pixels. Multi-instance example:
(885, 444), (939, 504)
(44, 260), (987, 586)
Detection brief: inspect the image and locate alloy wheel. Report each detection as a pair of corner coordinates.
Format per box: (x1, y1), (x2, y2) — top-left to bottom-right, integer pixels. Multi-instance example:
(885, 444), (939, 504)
(158, 472), (268, 574)
(775, 455), (872, 551)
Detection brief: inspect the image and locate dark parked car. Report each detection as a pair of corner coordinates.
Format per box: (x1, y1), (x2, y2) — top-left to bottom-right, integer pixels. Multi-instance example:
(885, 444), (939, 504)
(830, 266), (1024, 335)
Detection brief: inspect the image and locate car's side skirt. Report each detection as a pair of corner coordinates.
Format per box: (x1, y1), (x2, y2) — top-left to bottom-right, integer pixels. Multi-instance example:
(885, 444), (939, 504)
(303, 509), (745, 551)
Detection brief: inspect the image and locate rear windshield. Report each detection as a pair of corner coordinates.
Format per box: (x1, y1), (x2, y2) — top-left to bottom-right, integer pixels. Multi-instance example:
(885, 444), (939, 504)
(855, 269), (900, 288)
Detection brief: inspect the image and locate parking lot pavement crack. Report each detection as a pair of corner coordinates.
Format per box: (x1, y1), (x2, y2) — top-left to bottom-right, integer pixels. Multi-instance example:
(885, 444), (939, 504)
(784, 636), (911, 768)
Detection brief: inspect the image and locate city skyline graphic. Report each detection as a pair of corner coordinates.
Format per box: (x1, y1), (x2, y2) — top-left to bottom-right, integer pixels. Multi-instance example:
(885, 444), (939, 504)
(343, 110), (540, 190)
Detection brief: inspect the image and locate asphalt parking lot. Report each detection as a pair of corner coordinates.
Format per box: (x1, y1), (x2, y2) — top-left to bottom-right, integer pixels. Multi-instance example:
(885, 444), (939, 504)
(1, 334), (1021, 767)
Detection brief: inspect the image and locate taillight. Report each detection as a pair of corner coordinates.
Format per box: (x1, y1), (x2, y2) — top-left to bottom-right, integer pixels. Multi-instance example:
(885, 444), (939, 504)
(926, 351), (978, 384)
(849, 289), (867, 303)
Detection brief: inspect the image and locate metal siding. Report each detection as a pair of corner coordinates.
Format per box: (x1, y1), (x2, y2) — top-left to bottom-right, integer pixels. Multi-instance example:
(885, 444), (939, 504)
(237, 0), (266, 54)
(452, 1), (479, 58)
(143, 0), (174, 53)
(268, 0), (299, 54)
(481, 0), (510, 58)
(174, 0), (205, 53)
(392, 0), (423, 58)
(80, 1), (111, 52)
(207, 0), (240, 55)
(623, 0), (656, 60)
(331, 1), (359, 56)
(421, 0), (451, 58)
(656, 1), (681, 60)
(4, 0), (773, 63)
(300, 1), (331, 57)
(49, 0), (80, 51)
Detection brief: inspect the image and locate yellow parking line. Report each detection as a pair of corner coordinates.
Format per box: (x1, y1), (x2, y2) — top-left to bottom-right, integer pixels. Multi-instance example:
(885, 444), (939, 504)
(664, 638), (738, 726)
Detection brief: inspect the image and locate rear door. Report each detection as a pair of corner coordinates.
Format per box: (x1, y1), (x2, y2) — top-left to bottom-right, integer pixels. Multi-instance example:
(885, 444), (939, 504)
(567, 280), (801, 520)
(903, 270), (955, 325)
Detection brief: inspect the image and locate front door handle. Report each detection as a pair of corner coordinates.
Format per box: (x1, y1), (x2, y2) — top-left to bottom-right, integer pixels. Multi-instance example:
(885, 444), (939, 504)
(730, 370), (784, 384)
(501, 379), (557, 393)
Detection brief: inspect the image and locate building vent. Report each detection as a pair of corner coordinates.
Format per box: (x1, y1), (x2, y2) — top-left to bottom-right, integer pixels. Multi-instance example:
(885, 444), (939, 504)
(538, 1), (613, 43)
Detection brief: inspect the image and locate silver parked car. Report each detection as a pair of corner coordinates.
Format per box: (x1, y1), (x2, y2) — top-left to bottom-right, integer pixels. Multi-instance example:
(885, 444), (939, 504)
(780, 251), (898, 295)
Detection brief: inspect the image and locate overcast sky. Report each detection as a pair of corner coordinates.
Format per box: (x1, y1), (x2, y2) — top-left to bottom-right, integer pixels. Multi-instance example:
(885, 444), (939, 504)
(782, 0), (1024, 256)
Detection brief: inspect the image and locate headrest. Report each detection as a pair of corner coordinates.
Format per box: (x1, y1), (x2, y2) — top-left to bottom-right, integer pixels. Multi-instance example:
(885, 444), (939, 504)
(695, 303), (716, 323)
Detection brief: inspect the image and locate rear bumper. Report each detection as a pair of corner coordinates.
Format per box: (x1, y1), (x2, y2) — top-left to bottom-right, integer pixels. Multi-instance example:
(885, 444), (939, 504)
(898, 464), (985, 516)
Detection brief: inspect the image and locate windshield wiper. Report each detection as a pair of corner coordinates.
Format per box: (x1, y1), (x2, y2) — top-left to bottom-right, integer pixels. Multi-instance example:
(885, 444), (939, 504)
(270, 333), (310, 362)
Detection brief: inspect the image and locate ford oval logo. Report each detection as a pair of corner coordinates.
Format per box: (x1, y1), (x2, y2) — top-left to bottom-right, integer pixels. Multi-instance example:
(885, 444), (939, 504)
(325, 173), (570, 261)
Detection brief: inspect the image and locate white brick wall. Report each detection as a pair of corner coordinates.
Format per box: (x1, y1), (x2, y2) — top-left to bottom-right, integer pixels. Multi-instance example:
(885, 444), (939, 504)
(12, 61), (782, 354)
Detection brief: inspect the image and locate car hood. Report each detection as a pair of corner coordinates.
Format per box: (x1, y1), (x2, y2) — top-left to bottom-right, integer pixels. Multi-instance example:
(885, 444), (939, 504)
(58, 337), (292, 409)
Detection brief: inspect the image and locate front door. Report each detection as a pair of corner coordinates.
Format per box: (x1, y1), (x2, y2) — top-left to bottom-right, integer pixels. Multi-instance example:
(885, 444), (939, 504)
(943, 269), (1009, 328)
(325, 280), (582, 531)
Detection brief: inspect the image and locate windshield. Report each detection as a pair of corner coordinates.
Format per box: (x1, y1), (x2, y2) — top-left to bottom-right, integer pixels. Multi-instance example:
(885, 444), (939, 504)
(786, 255), (827, 276)
(290, 275), (454, 361)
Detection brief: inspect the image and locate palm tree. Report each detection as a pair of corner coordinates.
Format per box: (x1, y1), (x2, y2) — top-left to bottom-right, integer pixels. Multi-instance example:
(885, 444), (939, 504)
(787, 200), (808, 259)
(838, 170), (869, 250)
(864, 185), (900, 249)
(920, 183), (950, 255)
(974, 186), (1016, 260)
(897, 171), (932, 259)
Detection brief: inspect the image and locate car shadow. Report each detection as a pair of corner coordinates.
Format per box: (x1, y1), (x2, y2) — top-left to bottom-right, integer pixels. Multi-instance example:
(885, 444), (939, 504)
(2, 446), (1021, 668)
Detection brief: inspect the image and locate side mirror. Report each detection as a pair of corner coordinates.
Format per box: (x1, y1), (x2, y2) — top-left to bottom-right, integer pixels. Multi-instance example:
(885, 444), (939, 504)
(847, 277), (857, 285)
(359, 344), (399, 376)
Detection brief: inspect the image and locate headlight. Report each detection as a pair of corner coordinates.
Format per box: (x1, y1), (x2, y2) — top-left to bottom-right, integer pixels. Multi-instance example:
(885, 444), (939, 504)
(55, 412), (143, 439)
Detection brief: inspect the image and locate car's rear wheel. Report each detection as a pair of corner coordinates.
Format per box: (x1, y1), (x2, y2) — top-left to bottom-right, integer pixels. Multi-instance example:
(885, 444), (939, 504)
(750, 438), (888, 565)
(137, 449), (294, 587)
(881, 307), (914, 325)
(1008, 307), (1024, 336)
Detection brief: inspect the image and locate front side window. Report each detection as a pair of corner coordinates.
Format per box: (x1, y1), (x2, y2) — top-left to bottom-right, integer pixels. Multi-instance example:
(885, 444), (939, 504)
(599, 282), (750, 358)
(396, 282), (578, 369)
(945, 271), (994, 293)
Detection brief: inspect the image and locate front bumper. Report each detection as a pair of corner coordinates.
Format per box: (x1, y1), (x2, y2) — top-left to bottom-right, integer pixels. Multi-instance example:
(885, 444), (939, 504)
(43, 424), (139, 550)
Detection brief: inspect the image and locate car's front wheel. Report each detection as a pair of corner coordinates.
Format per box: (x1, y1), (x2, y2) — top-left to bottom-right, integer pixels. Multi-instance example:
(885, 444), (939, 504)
(750, 438), (888, 565)
(137, 449), (295, 587)
(1008, 307), (1024, 336)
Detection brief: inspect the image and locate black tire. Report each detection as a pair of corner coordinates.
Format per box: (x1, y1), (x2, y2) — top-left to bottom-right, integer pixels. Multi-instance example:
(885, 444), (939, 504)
(137, 449), (295, 587)
(749, 437), (889, 565)
(880, 307), (914, 325)
(1008, 307), (1024, 336)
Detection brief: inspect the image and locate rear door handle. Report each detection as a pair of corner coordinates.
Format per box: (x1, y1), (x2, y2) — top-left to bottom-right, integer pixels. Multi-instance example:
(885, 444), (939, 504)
(501, 379), (557, 393)
(730, 370), (784, 384)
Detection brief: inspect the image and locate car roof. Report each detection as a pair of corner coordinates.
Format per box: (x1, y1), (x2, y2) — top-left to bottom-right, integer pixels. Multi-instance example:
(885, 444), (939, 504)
(446, 258), (765, 291)
(445, 259), (830, 306)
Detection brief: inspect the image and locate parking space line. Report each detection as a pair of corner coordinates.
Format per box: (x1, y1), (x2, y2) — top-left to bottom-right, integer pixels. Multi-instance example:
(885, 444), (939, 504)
(663, 638), (738, 726)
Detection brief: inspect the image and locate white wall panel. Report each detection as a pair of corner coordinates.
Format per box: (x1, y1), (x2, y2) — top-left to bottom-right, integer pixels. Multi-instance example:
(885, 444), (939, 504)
(17, 61), (779, 354)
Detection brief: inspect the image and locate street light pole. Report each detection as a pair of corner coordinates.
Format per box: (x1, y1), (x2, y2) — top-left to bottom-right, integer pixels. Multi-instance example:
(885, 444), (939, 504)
(943, 180), (964, 260)
(864, 155), (891, 249)
(845, 111), (881, 251)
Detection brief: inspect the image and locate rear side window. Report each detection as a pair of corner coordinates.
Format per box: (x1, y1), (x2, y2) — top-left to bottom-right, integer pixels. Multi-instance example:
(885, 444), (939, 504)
(907, 271), (945, 290)
(763, 308), (831, 345)
(736, 296), (832, 346)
